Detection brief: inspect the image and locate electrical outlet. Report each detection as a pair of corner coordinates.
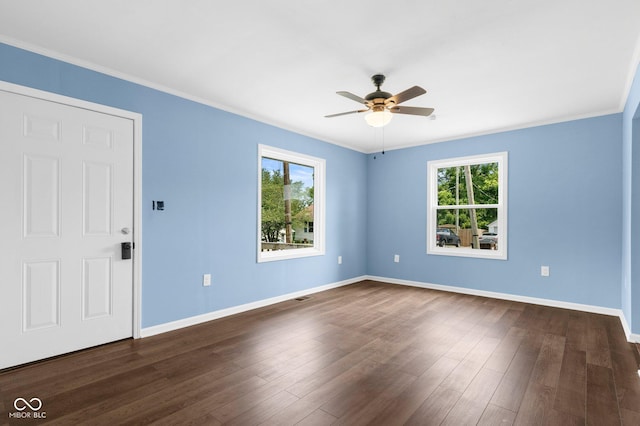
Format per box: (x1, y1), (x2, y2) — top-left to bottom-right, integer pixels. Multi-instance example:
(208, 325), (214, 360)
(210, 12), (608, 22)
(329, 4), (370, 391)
(203, 273), (211, 286)
(338, 256), (342, 265)
(394, 254), (400, 263)
(540, 266), (549, 277)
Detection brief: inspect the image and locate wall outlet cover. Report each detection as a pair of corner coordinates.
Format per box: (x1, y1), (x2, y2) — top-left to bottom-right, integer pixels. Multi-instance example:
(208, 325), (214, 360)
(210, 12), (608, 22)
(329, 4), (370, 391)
(541, 266), (550, 277)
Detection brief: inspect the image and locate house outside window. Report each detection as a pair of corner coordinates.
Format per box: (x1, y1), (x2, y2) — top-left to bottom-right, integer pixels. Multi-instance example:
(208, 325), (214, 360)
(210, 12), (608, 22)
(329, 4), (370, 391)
(427, 152), (508, 260)
(258, 145), (325, 262)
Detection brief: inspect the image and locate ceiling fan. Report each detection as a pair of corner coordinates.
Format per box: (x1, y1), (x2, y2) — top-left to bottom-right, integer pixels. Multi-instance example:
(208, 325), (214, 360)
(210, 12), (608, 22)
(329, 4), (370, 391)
(325, 74), (434, 127)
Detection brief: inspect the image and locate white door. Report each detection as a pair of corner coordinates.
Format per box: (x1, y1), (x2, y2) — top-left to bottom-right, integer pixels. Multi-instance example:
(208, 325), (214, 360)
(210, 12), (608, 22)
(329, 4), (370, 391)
(0, 89), (134, 369)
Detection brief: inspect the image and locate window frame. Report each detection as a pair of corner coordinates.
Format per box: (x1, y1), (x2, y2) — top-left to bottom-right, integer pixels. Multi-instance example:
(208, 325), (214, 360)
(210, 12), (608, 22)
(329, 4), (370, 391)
(427, 151), (508, 260)
(257, 144), (325, 263)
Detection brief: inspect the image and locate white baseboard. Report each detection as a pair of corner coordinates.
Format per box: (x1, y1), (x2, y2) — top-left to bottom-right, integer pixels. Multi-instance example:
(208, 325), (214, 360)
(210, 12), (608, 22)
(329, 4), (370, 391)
(366, 275), (638, 343)
(140, 276), (365, 338)
(618, 310), (634, 343)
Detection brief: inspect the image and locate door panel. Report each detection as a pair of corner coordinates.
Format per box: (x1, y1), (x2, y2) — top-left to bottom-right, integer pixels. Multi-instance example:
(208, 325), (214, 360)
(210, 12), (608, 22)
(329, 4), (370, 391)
(82, 257), (113, 320)
(23, 260), (60, 331)
(83, 161), (112, 236)
(23, 155), (60, 238)
(0, 90), (134, 369)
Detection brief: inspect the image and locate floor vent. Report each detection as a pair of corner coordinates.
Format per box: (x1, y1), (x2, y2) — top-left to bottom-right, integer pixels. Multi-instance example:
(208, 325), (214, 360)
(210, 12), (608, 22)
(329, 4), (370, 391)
(295, 296), (310, 301)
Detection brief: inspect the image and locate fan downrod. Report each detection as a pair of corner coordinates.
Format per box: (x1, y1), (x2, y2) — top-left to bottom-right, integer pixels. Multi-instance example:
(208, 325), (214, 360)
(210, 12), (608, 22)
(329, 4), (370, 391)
(371, 74), (386, 90)
(365, 74), (392, 102)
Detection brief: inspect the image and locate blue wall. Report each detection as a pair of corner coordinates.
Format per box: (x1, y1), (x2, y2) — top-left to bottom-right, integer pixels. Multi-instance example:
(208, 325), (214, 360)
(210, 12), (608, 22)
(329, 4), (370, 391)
(367, 114), (623, 309)
(623, 61), (640, 333)
(2, 42), (638, 335)
(0, 43), (368, 327)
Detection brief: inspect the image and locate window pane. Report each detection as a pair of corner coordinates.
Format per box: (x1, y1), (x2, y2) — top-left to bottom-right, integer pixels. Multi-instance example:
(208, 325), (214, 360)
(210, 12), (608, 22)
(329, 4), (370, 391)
(261, 157), (314, 252)
(435, 207), (499, 249)
(437, 162), (499, 206)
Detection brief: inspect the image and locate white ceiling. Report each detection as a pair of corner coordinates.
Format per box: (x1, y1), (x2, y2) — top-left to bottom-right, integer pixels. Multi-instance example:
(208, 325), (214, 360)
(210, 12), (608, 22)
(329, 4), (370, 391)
(1, 0), (639, 153)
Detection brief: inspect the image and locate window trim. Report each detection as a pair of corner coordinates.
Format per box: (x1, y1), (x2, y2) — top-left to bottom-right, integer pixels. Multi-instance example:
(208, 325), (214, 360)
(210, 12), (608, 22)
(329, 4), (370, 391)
(257, 144), (325, 263)
(427, 151), (508, 260)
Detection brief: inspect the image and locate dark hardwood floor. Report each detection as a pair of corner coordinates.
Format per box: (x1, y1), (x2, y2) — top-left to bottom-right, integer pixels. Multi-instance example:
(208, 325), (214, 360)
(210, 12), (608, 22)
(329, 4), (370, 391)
(2, 280), (640, 425)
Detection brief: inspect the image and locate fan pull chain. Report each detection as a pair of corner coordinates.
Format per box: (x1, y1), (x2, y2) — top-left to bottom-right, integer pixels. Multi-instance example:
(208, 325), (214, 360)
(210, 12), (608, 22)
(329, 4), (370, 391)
(373, 126), (385, 160)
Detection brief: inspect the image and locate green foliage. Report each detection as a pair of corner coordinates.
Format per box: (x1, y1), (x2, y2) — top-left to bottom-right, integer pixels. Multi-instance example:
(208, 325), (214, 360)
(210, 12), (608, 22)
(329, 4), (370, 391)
(261, 163), (314, 242)
(261, 168), (285, 242)
(436, 162), (499, 230)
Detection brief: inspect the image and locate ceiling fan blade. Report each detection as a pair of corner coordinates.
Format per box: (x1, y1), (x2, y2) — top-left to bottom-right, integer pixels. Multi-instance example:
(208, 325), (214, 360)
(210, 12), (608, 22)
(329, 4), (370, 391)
(325, 109), (369, 118)
(337, 91), (368, 105)
(388, 86), (427, 105)
(389, 106), (434, 117)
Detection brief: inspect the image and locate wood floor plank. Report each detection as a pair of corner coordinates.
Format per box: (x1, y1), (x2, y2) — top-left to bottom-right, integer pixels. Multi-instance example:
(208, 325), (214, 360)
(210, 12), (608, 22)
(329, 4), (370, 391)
(565, 311), (589, 352)
(223, 390), (299, 425)
(513, 333), (566, 424)
(280, 356), (384, 419)
(484, 308), (524, 339)
(552, 346), (586, 420)
(477, 403), (517, 425)
(404, 386), (461, 425)
(610, 347), (640, 413)
(360, 356), (461, 425)
(586, 363), (621, 424)
(326, 369), (416, 426)
(1, 280), (637, 425)
(440, 368), (504, 425)
(586, 315), (613, 368)
(90, 367), (266, 425)
(543, 308), (570, 337)
(484, 326), (528, 373)
(399, 349), (442, 376)
(319, 363), (410, 418)
(528, 334), (566, 388)
(37, 365), (167, 424)
(294, 409), (337, 426)
(545, 408), (586, 426)
(490, 331), (544, 412)
(621, 407), (640, 425)
(284, 340), (382, 398)
(258, 399), (329, 426)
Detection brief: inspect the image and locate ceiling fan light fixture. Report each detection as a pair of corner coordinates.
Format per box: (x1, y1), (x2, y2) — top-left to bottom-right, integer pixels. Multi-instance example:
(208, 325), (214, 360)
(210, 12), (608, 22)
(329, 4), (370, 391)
(327, 75), (432, 127)
(365, 109), (392, 127)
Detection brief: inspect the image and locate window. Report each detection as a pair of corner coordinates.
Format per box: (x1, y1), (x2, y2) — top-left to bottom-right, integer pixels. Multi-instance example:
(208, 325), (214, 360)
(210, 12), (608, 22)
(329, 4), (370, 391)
(304, 221), (313, 233)
(427, 152), (507, 259)
(258, 145), (325, 262)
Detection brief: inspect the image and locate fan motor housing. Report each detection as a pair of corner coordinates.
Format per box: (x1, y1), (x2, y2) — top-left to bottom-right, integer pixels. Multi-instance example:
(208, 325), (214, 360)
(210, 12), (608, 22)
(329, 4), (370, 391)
(365, 91), (392, 101)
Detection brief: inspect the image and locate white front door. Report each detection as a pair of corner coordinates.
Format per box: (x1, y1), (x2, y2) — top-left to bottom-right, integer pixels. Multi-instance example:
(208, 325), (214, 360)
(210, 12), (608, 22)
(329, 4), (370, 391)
(0, 89), (134, 369)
